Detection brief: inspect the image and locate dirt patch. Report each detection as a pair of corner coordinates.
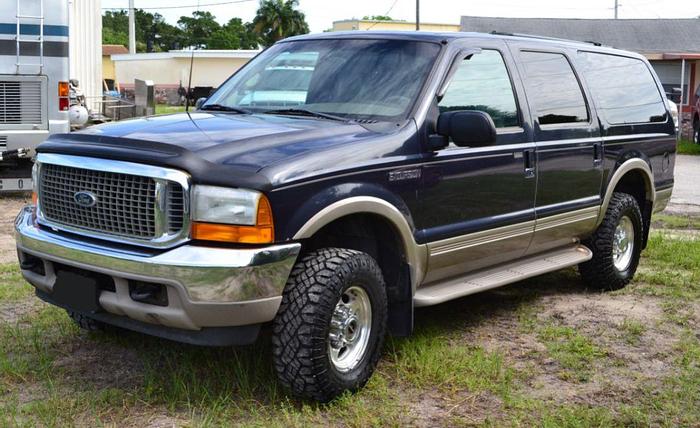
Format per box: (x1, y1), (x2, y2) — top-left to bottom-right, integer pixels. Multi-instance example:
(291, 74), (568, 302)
(0, 298), (43, 324)
(0, 193), (30, 264)
(52, 336), (145, 391)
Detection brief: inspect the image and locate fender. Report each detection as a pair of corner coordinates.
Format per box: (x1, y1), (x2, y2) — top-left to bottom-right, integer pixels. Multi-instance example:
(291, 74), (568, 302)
(597, 158), (655, 226)
(293, 196), (428, 291)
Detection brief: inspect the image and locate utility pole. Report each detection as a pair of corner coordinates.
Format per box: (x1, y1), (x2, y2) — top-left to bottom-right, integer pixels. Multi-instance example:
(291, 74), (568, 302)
(416, 0), (420, 31)
(614, 0), (619, 19)
(129, 0), (136, 54)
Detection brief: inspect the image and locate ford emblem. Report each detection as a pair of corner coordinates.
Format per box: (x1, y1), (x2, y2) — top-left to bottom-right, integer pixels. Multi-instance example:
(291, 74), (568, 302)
(74, 191), (97, 208)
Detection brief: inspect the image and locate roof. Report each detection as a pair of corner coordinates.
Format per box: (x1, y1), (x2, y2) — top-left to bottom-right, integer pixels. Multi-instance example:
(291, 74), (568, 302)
(460, 16), (700, 54)
(102, 44), (129, 56)
(111, 49), (261, 61)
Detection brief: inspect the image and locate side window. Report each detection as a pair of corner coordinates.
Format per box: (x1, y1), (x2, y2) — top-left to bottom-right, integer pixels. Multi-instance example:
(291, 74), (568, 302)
(578, 52), (668, 125)
(439, 50), (519, 128)
(520, 51), (589, 125)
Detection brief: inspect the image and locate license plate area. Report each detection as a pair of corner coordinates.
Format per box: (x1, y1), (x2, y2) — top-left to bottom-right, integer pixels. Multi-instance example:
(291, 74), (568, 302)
(0, 178), (31, 192)
(52, 269), (111, 314)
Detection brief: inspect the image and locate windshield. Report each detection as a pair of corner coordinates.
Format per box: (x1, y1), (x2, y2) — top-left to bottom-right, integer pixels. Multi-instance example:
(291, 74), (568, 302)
(204, 39), (441, 121)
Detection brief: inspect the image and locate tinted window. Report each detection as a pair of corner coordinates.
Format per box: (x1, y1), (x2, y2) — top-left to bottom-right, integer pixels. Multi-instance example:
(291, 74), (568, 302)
(439, 50), (519, 128)
(520, 51), (589, 125)
(579, 52), (668, 124)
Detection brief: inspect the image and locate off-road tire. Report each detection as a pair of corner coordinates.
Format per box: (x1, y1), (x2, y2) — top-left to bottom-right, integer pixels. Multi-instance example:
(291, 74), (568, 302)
(67, 310), (105, 332)
(579, 192), (643, 291)
(694, 120), (700, 144)
(272, 248), (388, 402)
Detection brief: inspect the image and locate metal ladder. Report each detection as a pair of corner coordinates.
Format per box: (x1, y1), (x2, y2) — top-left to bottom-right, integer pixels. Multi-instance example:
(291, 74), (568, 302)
(15, 0), (45, 74)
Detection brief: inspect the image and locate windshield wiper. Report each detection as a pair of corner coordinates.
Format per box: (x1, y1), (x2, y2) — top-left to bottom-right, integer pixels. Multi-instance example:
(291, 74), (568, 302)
(199, 104), (250, 114)
(262, 108), (351, 123)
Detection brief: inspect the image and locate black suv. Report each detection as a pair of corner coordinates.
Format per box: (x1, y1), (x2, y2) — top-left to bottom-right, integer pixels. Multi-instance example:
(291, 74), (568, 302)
(15, 31), (676, 402)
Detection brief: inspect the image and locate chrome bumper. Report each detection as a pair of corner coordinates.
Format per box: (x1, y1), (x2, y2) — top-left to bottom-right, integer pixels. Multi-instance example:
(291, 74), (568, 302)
(15, 206), (301, 331)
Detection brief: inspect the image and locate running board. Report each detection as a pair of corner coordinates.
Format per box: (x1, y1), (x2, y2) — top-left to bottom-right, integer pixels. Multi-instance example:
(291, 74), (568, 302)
(414, 244), (593, 307)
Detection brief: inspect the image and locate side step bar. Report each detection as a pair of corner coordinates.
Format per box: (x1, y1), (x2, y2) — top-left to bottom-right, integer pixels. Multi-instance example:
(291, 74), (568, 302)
(414, 244), (593, 307)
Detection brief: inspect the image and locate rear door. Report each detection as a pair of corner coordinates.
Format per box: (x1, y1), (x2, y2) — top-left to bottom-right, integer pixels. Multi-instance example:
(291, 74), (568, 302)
(508, 44), (603, 255)
(417, 39), (536, 284)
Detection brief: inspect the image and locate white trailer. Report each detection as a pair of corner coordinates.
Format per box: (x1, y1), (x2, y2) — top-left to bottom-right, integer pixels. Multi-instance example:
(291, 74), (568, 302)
(0, 0), (70, 192)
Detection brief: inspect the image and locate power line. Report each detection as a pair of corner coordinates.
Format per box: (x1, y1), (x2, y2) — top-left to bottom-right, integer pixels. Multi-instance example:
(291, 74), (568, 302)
(366, 0), (402, 29)
(102, 0), (255, 11)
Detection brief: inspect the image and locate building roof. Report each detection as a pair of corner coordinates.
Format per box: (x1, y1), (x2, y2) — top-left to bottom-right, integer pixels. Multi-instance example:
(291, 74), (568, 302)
(460, 16), (700, 54)
(102, 44), (129, 56)
(110, 49), (261, 61)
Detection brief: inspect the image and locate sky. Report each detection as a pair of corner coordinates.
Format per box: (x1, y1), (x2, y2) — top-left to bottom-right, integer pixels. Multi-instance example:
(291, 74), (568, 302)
(101, 0), (700, 33)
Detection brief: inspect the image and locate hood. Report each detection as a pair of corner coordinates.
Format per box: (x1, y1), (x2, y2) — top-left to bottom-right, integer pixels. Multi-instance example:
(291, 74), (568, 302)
(37, 112), (406, 191)
(75, 112), (380, 170)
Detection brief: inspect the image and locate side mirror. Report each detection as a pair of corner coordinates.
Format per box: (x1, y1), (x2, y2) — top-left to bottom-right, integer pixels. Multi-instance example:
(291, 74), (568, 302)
(195, 97), (208, 110)
(436, 110), (497, 148)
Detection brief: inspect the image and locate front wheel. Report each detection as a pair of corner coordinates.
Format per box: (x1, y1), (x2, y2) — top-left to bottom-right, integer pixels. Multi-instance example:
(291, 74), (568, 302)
(272, 248), (388, 402)
(579, 192), (644, 291)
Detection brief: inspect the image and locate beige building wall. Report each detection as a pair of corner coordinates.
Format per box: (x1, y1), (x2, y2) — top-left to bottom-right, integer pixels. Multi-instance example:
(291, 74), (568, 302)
(113, 55), (252, 88)
(102, 56), (116, 81)
(333, 20), (460, 32)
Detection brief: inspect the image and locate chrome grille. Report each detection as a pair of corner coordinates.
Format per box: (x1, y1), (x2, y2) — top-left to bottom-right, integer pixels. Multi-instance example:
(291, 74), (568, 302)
(0, 136), (6, 150)
(40, 164), (158, 239)
(0, 81), (43, 125)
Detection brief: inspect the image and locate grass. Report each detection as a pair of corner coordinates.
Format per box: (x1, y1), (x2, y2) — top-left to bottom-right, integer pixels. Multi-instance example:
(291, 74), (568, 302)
(677, 138), (700, 155)
(653, 213), (700, 230)
(0, 214), (699, 425)
(155, 104), (186, 115)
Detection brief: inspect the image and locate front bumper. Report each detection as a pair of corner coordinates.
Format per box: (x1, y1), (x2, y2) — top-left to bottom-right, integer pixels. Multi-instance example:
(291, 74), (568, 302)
(15, 206), (300, 341)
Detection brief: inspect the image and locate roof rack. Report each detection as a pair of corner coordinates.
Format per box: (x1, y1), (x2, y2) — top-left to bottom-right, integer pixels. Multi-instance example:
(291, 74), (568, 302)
(489, 31), (603, 47)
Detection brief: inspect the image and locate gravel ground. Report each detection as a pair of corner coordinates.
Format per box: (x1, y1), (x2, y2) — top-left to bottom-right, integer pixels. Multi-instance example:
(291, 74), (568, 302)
(0, 193), (30, 264)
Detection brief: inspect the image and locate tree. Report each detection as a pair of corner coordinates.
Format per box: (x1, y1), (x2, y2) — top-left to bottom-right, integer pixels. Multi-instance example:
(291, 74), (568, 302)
(252, 0), (309, 47)
(102, 9), (182, 52)
(362, 15), (394, 20)
(178, 11), (222, 49)
(209, 18), (259, 49)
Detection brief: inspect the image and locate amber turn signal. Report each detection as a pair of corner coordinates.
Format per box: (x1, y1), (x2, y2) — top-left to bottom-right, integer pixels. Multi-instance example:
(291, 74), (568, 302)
(191, 195), (275, 244)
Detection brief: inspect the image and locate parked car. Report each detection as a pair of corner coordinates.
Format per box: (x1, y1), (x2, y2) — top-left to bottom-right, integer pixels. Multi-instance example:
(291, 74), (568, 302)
(15, 32), (676, 402)
(667, 98), (679, 134)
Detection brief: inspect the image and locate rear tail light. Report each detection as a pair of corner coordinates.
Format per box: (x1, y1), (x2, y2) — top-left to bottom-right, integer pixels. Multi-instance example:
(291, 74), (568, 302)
(58, 81), (69, 111)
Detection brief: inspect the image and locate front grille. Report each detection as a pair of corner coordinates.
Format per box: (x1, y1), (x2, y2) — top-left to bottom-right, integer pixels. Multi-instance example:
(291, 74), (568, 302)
(0, 136), (6, 150)
(40, 164), (158, 239)
(0, 81), (43, 125)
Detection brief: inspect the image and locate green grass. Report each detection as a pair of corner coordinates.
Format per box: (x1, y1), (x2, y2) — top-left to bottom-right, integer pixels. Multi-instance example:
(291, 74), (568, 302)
(155, 104), (186, 115)
(1, 218), (700, 426)
(0, 264), (33, 301)
(677, 139), (700, 155)
(653, 213), (700, 230)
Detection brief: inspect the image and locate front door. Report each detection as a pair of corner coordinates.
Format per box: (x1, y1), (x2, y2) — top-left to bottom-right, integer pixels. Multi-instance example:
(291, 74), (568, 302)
(416, 41), (536, 284)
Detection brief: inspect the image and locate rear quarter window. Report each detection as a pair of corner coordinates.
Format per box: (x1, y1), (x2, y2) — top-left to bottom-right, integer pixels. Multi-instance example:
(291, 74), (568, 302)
(578, 52), (668, 125)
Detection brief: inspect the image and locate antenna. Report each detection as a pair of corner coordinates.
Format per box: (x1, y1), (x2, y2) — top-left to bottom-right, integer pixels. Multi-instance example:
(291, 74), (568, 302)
(185, 49), (195, 112)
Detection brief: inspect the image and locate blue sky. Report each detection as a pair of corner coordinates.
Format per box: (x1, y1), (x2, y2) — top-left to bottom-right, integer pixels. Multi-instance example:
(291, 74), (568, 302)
(101, 0), (700, 33)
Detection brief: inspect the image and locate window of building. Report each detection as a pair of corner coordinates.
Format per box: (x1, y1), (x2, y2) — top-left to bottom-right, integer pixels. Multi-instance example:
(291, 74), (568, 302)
(439, 50), (519, 128)
(520, 51), (589, 125)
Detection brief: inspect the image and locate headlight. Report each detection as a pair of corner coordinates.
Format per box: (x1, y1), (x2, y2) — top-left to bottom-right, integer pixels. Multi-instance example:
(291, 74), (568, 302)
(191, 185), (274, 244)
(193, 185), (261, 225)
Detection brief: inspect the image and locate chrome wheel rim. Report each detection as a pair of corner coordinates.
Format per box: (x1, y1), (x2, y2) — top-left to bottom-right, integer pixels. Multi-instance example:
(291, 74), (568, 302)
(328, 286), (372, 373)
(613, 215), (635, 271)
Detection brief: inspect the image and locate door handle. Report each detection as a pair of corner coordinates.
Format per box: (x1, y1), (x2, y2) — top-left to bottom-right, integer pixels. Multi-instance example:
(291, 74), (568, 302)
(593, 143), (603, 167)
(524, 149), (536, 179)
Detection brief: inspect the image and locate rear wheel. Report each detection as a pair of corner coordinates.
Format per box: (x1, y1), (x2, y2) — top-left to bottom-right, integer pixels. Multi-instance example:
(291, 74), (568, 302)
(272, 248), (387, 402)
(694, 120), (700, 144)
(579, 192), (644, 291)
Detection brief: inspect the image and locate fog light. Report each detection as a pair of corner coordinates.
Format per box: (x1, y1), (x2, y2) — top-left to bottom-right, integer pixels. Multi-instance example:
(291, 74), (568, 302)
(129, 281), (168, 307)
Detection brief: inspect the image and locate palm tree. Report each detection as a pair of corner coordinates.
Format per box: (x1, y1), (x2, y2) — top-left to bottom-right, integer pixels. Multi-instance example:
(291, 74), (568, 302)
(252, 0), (310, 47)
